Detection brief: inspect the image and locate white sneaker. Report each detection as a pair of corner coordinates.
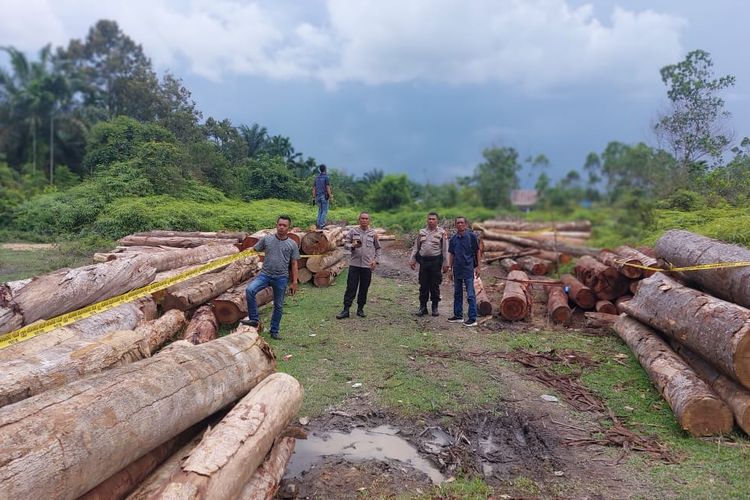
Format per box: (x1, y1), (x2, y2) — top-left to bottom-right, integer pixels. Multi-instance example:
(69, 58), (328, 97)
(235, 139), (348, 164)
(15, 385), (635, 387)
(463, 319), (478, 327)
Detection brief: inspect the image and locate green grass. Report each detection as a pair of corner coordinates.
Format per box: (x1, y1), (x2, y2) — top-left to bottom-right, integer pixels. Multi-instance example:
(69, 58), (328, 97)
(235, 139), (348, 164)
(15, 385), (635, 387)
(0, 237), (115, 282)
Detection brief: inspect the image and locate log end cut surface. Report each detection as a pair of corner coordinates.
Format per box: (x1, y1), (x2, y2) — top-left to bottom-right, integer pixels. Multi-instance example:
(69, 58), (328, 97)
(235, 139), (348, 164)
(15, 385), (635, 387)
(681, 398), (734, 436)
(734, 334), (750, 389)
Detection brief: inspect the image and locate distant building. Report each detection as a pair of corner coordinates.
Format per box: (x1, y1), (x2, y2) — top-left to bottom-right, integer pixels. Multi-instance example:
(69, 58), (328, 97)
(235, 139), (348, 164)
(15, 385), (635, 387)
(510, 189), (538, 212)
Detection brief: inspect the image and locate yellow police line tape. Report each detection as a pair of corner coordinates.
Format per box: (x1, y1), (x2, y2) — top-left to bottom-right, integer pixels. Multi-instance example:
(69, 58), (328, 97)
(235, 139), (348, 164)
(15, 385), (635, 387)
(0, 248), (264, 350)
(614, 259), (750, 273)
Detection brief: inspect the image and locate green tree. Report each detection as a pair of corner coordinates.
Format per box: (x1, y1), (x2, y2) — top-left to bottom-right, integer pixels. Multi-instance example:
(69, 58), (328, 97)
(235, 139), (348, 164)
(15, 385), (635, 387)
(655, 50), (735, 177)
(600, 141), (676, 200)
(238, 123), (268, 157)
(473, 146), (520, 208)
(368, 174), (412, 210)
(240, 154), (307, 202)
(203, 117), (247, 165)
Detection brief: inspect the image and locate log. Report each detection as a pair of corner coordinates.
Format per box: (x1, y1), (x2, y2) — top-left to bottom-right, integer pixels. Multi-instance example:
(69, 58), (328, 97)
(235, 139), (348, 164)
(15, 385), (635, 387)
(297, 267), (313, 284)
(655, 229), (750, 309)
(670, 342), (750, 435)
(597, 250), (642, 279)
(474, 226), (539, 247)
(480, 240), (521, 253)
(535, 249), (572, 265)
(499, 258), (520, 273)
(474, 277), (493, 316)
(595, 300), (617, 315)
(301, 228), (344, 255)
(584, 312), (618, 329)
(131, 230), (246, 241)
(546, 284), (571, 323)
(613, 315), (733, 436)
(478, 220), (592, 232)
(158, 373), (303, 499)
(614, 295), (632, 314)
(574, 255), (629, 301)
(629, 280), (640, 295)
(620, 273), (750, 389)
(0, 297), (156, 362)
(162, 255), (260, 311)
(6, 258), (156, 327)
(537, 240), (600, 258)
(500, 270), (531, 321)
(0, 310), (187, 408)
(239, 437), (296, 500)
(516, 255), (551, 276)
(615, 245), (658, 278)
(313, 259), (348, 288)
(0, 327), (275, 499)
(212, 282), (273, 325)
(119, 235), (234, 248)
(560, 274), (596, 309)
(305, 249), (346, 273)
(141, 244), (240, 273)
(182, 305), (218, 344)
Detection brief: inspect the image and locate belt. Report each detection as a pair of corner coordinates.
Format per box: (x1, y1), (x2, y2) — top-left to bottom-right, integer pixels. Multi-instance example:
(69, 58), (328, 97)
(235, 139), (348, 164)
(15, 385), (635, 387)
(420, 254), (442, 261)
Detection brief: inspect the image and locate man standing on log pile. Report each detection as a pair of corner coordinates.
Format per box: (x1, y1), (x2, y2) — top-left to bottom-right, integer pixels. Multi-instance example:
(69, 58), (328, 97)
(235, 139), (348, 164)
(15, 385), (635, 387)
(336, 212), (381, 319)
(242, 215), (299, 340)
(409, 212), (449, 317)
(312, 164), (333, 229)
(447, 216), (480, 327)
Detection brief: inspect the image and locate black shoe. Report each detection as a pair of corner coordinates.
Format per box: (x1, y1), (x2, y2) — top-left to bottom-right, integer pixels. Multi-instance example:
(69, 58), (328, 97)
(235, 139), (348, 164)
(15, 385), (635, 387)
(463, 319), (478, 327)
(416, 306), (428, 317)
(431, 306), (439, 317)
(447, 316), (463, 323)
(240, 318), (259, 328)
(270, 332), (282, 340)
(336, 308), (350, 319)
(356, 308), (366, 318)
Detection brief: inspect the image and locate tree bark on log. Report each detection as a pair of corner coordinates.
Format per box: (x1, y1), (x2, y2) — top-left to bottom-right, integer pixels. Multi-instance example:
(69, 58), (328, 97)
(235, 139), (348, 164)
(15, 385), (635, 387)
(535, 249), (572, 264)
(479, 220), (592, 232)
(305, 249), (346, 273)
(614, 295), (632, 314)
(597, 250), (642, 279)
(499, 258), (520, 273)
(670, 342), (750, 435)
(501, 270), (531, 321)
(516, 255), (550, 276)
(620, 273), (750, 389)
(0, 310), (187, 408)
(655, 229), (750, 309)
(301, 228), (344, 255)
(162, 255), (260, 311)
(560, 274), (596, 309)
(615, 245), (657, 277)
(584, 312), (618, 329)
(238, 437), (296, 500)
(297, 267), (313, 284)
(474, 277), (493, 316)
(313, 259), (348, 287)
(613, 315), (733, 436)
(0, 297), (156, 362)
(157, 373), (303, 500)
(574, 255), (629, 301)
(212, 283), (273, 325)
(140, 244), (239, 273)
(131, 230), (246, 241)
(0, 328), (275, 500)
(6, 258), (156, 327)
(182, 305), (218, 344)
(479, 240), (521, 253)
(119, 235), (239, 248)
(595, 300), (617, 315)
(546, 285), (571, 324)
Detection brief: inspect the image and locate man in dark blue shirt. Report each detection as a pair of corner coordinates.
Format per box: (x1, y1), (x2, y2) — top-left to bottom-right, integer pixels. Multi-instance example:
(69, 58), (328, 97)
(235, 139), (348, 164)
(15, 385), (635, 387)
(312, 164), (333, 229)
(447, 216), (480, 327)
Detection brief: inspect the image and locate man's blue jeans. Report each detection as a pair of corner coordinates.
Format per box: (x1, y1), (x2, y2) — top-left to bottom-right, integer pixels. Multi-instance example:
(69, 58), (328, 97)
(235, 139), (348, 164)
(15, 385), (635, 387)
(316, 196), (329, 229)
(453, 275), (477, 322)
(246, 272), (288, 334)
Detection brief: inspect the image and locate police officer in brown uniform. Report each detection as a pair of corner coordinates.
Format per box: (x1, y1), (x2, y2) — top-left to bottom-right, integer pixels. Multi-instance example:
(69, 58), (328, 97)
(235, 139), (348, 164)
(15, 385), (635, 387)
(409, 212), (449, 316)
(336, 212), (381, 319)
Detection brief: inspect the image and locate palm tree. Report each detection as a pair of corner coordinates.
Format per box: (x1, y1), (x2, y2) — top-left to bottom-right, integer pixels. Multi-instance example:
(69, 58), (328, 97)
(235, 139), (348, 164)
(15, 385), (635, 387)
(238, 123), (268, 157)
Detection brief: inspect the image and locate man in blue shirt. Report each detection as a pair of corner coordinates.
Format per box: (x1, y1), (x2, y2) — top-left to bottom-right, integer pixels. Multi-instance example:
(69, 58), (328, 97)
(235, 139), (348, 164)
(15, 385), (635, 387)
(242, 215), (300, 340)
(312, 164), (333, 229)
(447, 216), (480, 327)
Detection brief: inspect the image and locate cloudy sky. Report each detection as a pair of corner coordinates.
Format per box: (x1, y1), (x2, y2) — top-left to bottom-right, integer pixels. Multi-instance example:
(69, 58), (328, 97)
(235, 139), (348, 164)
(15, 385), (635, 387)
(2, 0), (748, 185)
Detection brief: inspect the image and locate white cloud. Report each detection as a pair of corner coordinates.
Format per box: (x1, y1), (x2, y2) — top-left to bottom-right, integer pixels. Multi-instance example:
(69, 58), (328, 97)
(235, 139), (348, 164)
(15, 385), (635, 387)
(0, 0), (686, 91)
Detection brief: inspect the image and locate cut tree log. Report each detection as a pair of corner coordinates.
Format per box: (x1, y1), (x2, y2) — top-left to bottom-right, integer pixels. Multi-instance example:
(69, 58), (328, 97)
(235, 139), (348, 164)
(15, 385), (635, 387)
(0, 327), (275, 500)
(0, 297), (156, 363)
(0, 310), (187, 408)
(182, 305), (218, 344)
(535, 249), (572, 264)
(297, 267), (313, 284)
(478, 220), (592, 232)
(613, 315), (733, 436)
(157, 372), (303, 500)
(6, 258), (156, 327)
(480, 240), (521, 253)
(0, 282), (22, 334)
(584, 312), (618, 329)
(597, 250), (642, 279)
(615, 245), (658, 278)
(212, 282), (273, 325)
(162, 255), (260, 311)
(614, 295), (633, 314)
(629, 280), (640, 295)
(546, 284), (571, 323)
(301, 227), (344, 255)
(500, 270), (531, 321)
(131, 230), (246, 241)
(574, 255), (629, 301)
(238, 437), (296, 500)
(474, 276), (493, 316)
(305, 248), (346, 273)
(516, 255), (551, 276)
(499, 258), (520, 273)
(313, 259), (348, 287)
(655, 229), (750, 309)
(621, 273), (750, 388)
(560, 274), (596, 309)
(119, 235), (238, 248)
(141, 244), (239, 272)
(595, 300), (617, 315)
(670, 341), (750, 435)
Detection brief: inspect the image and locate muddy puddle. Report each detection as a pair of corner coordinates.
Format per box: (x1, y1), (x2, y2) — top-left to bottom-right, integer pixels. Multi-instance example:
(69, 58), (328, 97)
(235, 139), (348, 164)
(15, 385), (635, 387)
(285, 424), (444, 484)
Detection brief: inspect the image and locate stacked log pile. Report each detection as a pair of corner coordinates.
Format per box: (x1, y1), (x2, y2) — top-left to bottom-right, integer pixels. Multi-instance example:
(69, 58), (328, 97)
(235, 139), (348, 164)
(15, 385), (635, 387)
(613, 230), (750, 437)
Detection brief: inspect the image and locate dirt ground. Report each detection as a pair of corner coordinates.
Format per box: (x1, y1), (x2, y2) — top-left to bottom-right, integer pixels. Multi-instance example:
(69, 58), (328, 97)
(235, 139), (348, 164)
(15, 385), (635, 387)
(282, 241), (658, 499)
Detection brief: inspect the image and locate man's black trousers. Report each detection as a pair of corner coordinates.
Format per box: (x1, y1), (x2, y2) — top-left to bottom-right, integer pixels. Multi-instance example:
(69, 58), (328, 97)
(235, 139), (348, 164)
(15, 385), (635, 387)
(344, 265), (372, 309)
(418, 255), (442, 307)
